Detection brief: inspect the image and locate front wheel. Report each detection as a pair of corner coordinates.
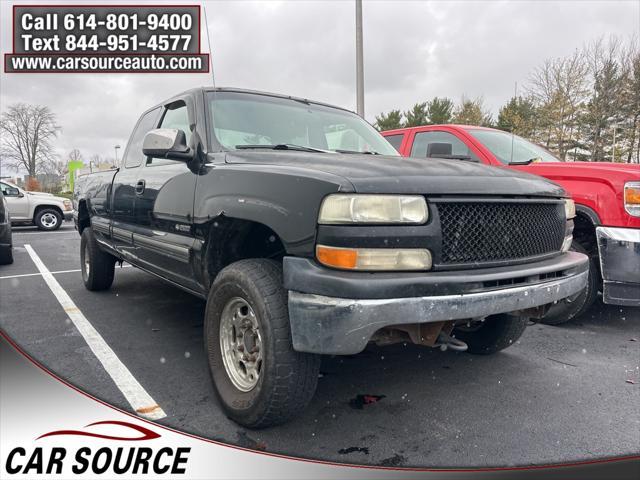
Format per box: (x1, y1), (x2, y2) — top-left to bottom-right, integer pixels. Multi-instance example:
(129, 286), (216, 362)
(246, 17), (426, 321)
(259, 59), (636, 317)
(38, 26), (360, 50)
(204, 259), (320, 428)
(35, 208), (62, 231)
(453, 314), (528, 355)
(80, 228), (116, 291)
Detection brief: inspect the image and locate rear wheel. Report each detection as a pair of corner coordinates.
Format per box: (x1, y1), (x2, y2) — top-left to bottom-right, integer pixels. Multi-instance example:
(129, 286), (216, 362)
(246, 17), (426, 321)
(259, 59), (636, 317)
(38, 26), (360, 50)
(35, 208), (62, 231)
(80, 228), (116, 291)
(453, 314), (528, 355)
(204, 259), (320, 428)
(0, 245), (13, 265)
(540, 241), (598, 325)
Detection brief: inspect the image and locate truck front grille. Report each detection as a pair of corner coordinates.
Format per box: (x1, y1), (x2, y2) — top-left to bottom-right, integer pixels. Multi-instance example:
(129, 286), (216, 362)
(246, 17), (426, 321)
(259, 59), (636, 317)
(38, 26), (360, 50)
(436, 201), (565, 267)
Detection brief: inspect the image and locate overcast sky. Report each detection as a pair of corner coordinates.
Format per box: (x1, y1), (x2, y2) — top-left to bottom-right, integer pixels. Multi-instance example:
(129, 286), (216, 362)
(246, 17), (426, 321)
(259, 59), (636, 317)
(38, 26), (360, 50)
(1, 0), (639, 171)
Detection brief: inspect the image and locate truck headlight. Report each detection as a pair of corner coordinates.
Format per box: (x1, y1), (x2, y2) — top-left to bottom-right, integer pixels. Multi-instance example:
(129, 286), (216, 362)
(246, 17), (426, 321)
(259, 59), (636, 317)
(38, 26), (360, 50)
(316, 245), (432, 271)
(318, 194), (428, 224)
(624, 182), (640, 217)
(564, 198), (576, 220)
(63, 199), (73, 211)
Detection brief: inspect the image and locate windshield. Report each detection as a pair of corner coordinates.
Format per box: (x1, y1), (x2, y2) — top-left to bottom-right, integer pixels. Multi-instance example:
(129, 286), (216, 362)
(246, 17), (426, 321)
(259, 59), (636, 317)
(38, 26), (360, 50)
(208, 91), (399, 156)
(466, 128), (561, 164)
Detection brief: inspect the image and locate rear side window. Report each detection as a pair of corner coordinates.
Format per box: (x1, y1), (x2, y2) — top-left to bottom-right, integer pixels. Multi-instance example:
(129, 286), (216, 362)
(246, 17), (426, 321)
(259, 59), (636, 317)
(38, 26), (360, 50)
(123, 108), (161, 168)
(384, 134), (404, 152)
(410, 131), (477, 160)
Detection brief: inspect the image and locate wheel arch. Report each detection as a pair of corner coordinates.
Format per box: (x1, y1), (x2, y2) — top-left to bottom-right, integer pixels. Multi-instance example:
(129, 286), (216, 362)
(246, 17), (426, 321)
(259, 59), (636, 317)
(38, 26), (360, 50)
(198, 215), (287, 290)
(573, 205), (600, 256)
(76, 199), (90, 233)
(33, 203), (64, 219)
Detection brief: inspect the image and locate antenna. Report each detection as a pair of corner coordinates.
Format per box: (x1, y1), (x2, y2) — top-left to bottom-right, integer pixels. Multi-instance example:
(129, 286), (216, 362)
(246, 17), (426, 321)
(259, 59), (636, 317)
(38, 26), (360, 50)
(510, 81), (517, 163)
(203, 3), (215, 87)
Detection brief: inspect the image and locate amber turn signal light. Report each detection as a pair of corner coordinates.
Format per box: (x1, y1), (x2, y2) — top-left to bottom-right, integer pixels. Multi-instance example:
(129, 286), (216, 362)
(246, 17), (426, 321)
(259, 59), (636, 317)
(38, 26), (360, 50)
(316, 245), (432, 271)
(316, 245), (358, 269)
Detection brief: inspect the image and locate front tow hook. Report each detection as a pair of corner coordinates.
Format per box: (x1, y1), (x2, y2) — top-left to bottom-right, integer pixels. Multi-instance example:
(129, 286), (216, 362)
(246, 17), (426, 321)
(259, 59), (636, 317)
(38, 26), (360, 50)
(434, 331), (468, 352)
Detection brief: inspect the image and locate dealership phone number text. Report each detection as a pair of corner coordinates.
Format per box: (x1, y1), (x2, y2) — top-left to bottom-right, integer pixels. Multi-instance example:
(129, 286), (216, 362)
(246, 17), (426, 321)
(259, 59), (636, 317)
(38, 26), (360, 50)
(18, 12), (197, 53)
(25, 34), (193, 52)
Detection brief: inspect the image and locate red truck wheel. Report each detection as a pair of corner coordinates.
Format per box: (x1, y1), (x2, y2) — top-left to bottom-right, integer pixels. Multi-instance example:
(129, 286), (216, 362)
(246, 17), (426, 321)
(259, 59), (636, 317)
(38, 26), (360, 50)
(540, 241), (598, 325)
(453, 314), (528, 355)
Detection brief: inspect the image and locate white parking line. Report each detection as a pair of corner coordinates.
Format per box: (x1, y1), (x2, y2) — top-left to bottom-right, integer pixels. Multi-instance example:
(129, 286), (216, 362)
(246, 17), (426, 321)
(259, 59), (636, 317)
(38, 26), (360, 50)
(0, 269), (81, 280)
(23, 244), (166, 421)
(0, 265), (132, 280)
(12, 230), (77, 235)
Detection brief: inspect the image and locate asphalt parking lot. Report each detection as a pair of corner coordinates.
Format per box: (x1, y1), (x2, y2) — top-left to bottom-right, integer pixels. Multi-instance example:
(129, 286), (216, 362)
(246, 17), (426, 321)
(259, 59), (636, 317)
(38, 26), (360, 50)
(1, 222), (638, 467)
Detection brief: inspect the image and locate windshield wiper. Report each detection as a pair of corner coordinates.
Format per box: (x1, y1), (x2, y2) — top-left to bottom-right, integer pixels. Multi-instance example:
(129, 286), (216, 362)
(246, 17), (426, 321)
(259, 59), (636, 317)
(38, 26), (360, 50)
(235, 144), (330, 153)
(509, 157), (540, 165)
(334, 149), (381, 155)
(432, 154), (478, 162)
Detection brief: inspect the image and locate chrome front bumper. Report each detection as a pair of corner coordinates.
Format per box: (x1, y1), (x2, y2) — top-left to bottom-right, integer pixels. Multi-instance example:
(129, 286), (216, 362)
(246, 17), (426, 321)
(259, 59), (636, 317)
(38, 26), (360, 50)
(597, 226), (640, 306)
(288, 266), (588, 355)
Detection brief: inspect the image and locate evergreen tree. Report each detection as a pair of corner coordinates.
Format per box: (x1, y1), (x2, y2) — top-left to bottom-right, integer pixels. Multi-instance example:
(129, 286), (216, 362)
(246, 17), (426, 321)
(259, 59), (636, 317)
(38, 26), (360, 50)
(453, 96), (493, 126)
(497, 96), (538, 137)
(403, 102), (428, 127)
(426, 97), (454, 124)
(374, 110), (403, 131)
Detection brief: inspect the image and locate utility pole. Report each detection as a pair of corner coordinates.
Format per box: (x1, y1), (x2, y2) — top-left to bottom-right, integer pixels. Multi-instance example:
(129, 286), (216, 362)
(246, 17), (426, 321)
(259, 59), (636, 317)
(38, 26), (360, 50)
(355, 0), (364, 118)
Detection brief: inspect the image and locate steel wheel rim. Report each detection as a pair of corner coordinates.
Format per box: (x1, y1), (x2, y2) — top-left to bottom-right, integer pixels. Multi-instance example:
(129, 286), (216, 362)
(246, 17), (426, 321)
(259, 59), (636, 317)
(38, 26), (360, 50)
(83, 243), (90, 278)
(219, 297), (263, 392)
(41, 213), (58, 228)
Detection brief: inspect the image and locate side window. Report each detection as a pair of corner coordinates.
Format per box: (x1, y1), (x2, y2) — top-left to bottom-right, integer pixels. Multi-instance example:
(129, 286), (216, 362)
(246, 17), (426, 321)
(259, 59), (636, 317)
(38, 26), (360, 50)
(123, 108), (161, 168)
(384, 134), (404, 152)
(410, 131), (478, 161)
(0, 182), (19, 196)
(147, 102), (191, 166)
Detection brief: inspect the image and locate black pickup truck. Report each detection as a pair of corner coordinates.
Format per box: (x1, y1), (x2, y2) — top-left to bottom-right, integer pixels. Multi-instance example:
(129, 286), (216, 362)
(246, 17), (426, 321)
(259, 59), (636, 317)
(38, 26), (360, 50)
(74, 87), (588, 428)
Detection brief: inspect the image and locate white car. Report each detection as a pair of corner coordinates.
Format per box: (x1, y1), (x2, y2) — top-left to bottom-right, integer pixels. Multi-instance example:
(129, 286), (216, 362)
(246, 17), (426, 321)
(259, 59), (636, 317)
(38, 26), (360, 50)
(0, 181), (73, 231)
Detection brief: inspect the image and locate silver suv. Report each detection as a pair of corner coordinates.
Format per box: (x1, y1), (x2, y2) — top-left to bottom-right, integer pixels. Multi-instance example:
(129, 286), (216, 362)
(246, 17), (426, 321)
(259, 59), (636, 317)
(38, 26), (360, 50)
(0, 181), (73, 231)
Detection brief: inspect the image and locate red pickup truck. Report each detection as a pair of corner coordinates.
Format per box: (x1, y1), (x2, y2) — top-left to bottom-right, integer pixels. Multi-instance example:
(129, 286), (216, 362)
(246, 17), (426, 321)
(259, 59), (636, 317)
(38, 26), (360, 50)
(382, 125), (640, 323)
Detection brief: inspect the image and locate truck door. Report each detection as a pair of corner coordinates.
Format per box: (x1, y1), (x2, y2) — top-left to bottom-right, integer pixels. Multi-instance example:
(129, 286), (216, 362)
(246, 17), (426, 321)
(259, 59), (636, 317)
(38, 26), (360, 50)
(0, 183), (30, 220)
(111, 107), (162, 257)
(130, 99), (198, 290)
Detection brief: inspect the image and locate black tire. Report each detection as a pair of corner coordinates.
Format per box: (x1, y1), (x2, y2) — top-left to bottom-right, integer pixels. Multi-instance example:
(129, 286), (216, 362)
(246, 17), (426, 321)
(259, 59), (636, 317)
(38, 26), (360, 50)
(35, 208), (62, 231)
(204, 259), (320, 428)
(80, 228), (116, 291)
(539, 241), (599, 325)
(0, 245), (13, 265)
(453, 314), (528, 355)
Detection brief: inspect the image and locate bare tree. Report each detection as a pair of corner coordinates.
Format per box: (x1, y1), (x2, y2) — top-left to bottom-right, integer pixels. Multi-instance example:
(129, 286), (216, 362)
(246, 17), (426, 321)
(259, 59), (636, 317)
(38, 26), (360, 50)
(620, 37), (640, 163)
(69, 148), (83, 163)
(0, 104), (61, 176)
(580, 37), (627, 161)
(528, 50), (589, 159)
(45, 159), (65, 176)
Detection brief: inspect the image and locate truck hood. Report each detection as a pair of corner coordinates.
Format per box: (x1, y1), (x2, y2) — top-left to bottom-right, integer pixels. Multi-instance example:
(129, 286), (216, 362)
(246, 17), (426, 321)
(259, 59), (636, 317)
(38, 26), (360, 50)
(27, 191), (54, 197)
(225, 151), (566, 197)
(27, 191), (68, 203)
(524, 161), (640, 180)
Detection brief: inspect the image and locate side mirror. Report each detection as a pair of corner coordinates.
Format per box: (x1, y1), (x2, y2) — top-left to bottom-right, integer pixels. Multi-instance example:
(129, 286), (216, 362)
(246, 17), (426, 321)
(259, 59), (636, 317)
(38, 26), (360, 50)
(142, 128), (191, 160)
(5, 187), (21, 197)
